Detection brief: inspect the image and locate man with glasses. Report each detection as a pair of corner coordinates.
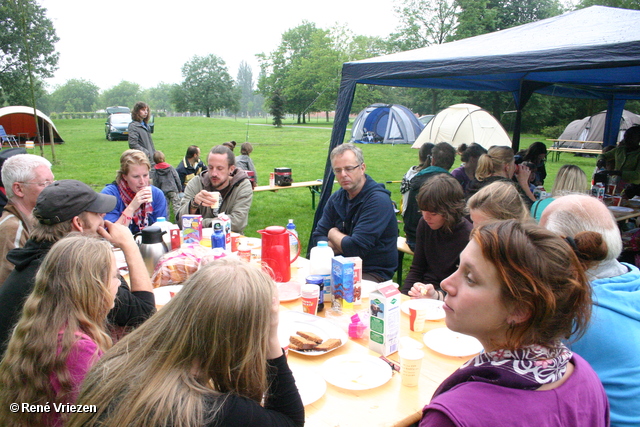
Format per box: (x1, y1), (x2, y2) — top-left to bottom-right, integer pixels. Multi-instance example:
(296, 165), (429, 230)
(0, 154), (53, 285)
(312, 143), (398, 282)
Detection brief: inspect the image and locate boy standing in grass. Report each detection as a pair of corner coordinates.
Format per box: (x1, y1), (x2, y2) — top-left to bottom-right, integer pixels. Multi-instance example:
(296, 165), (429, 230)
(152, 151), (182, 216)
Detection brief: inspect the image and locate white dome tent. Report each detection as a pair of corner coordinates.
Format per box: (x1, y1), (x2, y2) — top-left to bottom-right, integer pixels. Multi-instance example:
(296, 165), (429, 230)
(412, 103), (511, 150)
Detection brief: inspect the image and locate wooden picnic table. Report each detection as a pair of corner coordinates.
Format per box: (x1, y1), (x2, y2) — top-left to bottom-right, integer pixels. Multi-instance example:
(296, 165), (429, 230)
(253, 180), (324, 209)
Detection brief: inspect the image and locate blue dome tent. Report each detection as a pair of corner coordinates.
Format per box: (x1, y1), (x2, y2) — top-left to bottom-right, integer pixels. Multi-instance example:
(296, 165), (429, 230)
(350, 104), (424, 144)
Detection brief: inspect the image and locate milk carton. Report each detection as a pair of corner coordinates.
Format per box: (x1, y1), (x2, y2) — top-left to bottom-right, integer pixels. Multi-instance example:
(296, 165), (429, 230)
(368, 282), (401, 356)
(346, 257), (362, 304)
(181, 215), (203, 244)
(331, 256), (355, 312)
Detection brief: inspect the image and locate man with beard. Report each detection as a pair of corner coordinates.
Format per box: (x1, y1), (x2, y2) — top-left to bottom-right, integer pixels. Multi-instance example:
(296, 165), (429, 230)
(176, 145), (253, 233)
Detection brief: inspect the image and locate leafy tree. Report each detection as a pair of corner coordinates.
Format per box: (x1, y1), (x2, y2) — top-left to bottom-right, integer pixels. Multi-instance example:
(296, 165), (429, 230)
(100, 81), (141, 109)
(236, 61), (263, 117)
(49, 79), (99, 112)
(270, 89), (285, 127)
(177, 54), (239, 117)
(388, 0), (459, 52)
(143, 83), (174, 113)
(0, 0), (59, 106)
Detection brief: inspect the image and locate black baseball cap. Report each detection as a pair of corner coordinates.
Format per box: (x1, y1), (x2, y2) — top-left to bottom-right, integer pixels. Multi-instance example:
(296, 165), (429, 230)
(33, 179), (117, 225)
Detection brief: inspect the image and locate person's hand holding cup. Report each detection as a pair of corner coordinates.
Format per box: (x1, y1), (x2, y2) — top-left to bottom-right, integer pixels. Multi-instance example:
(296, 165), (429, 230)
(199, 191), (221, 210)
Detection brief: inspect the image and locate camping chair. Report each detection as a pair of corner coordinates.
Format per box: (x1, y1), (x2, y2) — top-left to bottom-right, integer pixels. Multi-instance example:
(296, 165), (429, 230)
(0, 125), (18, 148)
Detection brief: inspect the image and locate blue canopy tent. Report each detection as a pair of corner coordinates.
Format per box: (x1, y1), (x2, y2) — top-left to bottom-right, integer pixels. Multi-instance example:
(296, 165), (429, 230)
(311, 6), (640, 250)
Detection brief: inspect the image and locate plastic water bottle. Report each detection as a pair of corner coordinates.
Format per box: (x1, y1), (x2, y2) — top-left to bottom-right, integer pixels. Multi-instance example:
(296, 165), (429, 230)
(286, 219), (298, 260)
(151, 217), (172, 250)
(212, 222), (226, 250)
(310, 241), (334, 307)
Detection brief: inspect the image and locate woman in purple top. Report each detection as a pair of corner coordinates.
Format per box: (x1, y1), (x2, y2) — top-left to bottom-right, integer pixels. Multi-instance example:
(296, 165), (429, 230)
(450, 143), (486, 195)
(0, 235), (119, 427)
(419, 220), (610, 427)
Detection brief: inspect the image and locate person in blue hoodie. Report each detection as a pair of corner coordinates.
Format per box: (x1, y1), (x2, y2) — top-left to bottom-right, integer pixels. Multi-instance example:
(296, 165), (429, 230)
(403, 142), (456, 251)
(312, 143), (397, 282)
(541, 194), (640, 427)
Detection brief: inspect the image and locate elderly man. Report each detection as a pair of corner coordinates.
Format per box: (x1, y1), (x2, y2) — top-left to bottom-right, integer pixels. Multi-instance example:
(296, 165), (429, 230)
(0, 154), (53, 285)
(176, 145), (253, 233)
(312, 143), (398, 282)
(0, 180), (155, 356)
(540, 194), (640, 427)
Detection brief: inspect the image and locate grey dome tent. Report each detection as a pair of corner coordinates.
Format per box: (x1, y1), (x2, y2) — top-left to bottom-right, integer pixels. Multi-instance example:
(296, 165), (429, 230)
(557, 110), (640, 149)
(310, 6), (640, 254)
(350, 104), (424, 144)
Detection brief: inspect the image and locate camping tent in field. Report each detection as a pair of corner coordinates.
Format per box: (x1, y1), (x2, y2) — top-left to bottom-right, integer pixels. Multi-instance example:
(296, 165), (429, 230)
(412, 103), (511, 150)
(557, 110), (640, 149)
(350, 104), (423, 144)
(310, 6), (640, 252)
(0, 106), (64, 144)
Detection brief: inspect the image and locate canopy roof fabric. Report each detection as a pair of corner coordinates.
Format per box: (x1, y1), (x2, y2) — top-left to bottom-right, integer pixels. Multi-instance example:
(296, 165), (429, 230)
(311, 6), (640, 250)
(351, 103), (424, 144)
(412, 103), (511, 150)
(0, 106), (63, 143)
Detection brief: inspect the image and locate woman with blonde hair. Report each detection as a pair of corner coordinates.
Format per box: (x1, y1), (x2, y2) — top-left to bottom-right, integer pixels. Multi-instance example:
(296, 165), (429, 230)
(101, 149), (167, 233)
(531, 165), (589, 221)
(419, 220), (609, 426)
(469, 145), (536, 206)
(467, 180), (530, 227)
(0, 235), (119, 427)
(67, 258), (304, 427)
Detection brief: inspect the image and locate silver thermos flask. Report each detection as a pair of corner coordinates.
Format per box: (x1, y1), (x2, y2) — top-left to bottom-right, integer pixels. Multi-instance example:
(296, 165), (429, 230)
(137, 226), (169, 276)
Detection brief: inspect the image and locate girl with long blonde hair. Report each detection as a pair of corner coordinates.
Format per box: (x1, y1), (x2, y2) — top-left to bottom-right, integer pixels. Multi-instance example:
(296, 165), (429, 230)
(67, 258), (304, 427)
(0, 235), (119, 427)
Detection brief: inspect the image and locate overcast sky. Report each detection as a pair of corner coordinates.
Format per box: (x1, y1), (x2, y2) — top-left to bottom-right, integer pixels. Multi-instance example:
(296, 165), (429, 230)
(40, 0), (399, 93)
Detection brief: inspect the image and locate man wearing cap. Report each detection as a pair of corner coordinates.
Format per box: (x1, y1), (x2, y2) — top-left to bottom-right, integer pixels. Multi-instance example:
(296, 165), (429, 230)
(0, 180), (155, 356)
(0, 154), (53, 285)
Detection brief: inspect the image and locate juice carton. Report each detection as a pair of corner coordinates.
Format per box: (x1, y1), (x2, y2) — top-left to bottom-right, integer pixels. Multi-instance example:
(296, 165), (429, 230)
(368, 282), (401, 356)
(331, 256), (355, 312)
(181, 215), (203, 244)
(218, 213), (232, 247)
(346, 257), (362, 305)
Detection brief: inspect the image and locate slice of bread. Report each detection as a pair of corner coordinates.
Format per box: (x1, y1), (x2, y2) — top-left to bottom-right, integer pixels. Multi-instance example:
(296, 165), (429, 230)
(314, 338), (341, 352)
(296, 330), (323, 344)
(289, 335), (318, 350)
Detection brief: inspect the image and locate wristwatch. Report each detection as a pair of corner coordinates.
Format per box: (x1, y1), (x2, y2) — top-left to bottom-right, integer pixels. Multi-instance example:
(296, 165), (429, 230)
(190, 199), (201, 209)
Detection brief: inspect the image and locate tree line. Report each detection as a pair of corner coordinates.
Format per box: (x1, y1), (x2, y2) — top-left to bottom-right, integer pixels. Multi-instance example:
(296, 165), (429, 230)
(2, 0), (639, 134)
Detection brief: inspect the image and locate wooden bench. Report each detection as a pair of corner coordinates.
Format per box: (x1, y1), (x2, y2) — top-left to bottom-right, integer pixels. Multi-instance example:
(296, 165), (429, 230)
(397, 236), (414, 285)
(547, 147), (602, 162)
(253, 180), (323, 209)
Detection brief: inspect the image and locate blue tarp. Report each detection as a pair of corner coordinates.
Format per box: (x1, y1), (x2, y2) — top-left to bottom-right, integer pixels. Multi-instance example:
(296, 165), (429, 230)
(311, 6), (640, 249)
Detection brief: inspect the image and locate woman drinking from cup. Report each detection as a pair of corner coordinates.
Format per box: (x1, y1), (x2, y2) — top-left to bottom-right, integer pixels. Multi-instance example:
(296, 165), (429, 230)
(419, 220), (610, 426)
(67, 258), (304, 427)
(0, 235), (119, 427)
(101, 149), (167, 233)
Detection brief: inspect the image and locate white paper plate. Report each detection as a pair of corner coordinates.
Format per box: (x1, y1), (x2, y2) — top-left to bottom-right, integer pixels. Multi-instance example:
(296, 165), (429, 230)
(423, 327), (483, 357)
(608, 206), (635, 213)
(278, 281), (302, 302)
(291, 368), (326, 406)
(322, 354), (392, 390)
(400, 299), (446, 321)
(278, 311), (348, 356)
(153, 285), (183, 306)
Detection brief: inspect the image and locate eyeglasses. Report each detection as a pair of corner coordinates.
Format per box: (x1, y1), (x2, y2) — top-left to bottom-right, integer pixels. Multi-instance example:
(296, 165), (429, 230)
(333, 164), (362, 175)
(19, 180), (53, 188)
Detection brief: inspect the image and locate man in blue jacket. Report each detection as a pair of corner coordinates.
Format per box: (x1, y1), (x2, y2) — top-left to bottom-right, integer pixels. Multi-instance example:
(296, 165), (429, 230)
(312, 143), (398, 282)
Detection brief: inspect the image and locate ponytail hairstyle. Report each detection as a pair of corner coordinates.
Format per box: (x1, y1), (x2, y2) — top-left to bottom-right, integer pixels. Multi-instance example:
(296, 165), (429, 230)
(475, 146), (514, 181)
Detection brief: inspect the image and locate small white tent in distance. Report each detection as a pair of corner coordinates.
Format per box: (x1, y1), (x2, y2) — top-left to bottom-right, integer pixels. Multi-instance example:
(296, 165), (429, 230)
(350, 103), (424, 144)
(557, 110), (640, 149)
(412, 103), (511, 150)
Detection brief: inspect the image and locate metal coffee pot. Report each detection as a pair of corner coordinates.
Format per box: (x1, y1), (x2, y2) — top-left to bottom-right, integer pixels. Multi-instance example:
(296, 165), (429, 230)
(136, 226), (168, 276)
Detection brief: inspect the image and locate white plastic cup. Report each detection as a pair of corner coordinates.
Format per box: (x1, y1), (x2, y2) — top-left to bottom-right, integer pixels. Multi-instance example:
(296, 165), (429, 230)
(147, 186), (153, 202)
(408, 300), (429, 332)
(399, 349), (424, 387)
(301, 284), (320, 315)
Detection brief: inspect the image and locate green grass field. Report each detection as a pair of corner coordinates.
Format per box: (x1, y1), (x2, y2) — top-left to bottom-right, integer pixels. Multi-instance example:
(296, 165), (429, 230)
(36, 116), (598, 281)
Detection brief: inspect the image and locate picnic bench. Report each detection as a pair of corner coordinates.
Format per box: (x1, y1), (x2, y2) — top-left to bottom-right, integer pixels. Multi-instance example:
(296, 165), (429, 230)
(253, 180), (323, 209)
(546, 139), (602, 161)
